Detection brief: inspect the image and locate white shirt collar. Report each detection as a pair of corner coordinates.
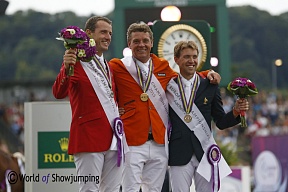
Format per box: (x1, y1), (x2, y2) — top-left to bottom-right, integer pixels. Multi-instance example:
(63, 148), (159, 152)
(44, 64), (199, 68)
(180, 73), (196, 86)
(134, 57), (150, 66)
(96, 54), (104, 62)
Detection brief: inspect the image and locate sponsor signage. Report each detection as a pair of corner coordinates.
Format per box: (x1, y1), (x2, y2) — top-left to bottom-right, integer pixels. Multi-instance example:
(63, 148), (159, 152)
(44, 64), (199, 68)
(38, 131), (74, 169)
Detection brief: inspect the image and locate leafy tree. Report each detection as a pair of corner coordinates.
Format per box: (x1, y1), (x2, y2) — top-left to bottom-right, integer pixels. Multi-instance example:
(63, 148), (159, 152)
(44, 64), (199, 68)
(229, 6), (288, 89)
(0, 7), (287, 89)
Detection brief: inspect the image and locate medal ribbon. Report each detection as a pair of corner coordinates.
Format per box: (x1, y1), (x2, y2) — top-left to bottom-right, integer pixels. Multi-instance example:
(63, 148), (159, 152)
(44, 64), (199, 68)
(207, 144), (221, 192)
(135, 59), (153, 93)
(177, 75), (199, 115)
(113, 117), (125, 167)
(93, 56), (112, 89)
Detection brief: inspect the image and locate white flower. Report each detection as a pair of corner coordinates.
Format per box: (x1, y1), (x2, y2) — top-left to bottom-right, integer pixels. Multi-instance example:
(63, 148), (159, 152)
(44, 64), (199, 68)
(89, 39), (96, 47)
(77, 49), (86, 58)
(66, 29), (76, 35)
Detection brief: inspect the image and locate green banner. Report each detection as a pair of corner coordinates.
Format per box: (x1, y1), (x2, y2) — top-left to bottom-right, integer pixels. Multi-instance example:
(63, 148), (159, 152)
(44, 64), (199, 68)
(38, 132), (75, 169)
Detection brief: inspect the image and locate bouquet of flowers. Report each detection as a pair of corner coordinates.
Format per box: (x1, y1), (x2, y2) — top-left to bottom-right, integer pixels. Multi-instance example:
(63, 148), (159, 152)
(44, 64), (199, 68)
(56, 26), (96, 76)
(227, 77), (258, 127)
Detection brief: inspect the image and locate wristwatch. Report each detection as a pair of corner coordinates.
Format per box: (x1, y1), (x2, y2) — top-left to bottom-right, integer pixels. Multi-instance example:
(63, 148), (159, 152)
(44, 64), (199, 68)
(157, 24), (207, 72)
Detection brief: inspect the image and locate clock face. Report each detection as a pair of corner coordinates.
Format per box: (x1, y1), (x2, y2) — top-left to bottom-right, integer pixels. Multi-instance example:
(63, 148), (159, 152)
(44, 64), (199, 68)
(157, 24), (207, 72)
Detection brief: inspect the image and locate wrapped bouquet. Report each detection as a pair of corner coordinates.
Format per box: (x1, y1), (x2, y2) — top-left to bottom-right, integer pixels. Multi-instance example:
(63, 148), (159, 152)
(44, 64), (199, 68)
(227, 77), (258, 127)
(56, 26), (96, 76)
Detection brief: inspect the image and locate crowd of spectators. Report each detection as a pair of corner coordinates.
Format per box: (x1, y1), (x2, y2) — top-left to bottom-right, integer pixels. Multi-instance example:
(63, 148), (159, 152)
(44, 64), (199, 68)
(213, 88), (288, 165)
(218, 88), (288, 137)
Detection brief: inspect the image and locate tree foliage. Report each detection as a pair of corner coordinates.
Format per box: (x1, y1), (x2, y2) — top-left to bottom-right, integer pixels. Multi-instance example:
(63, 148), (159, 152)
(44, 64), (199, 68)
(0, 7), (287, 89)
(228, 6), (288, 89)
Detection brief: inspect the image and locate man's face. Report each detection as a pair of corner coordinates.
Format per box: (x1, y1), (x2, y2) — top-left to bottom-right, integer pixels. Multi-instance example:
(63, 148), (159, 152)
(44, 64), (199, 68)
(128, 32), (153, 63)
(88, 20), (112, 56)
(175, 48), (198, 79)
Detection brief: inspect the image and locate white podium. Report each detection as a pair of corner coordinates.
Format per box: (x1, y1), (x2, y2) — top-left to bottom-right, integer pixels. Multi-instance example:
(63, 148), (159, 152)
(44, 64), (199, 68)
(24, 101), (78, 192)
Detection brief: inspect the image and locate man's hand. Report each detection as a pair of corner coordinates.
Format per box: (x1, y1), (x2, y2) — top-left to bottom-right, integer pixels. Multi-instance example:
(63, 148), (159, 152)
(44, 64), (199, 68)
(207, 70), (221, 84)
(233, 98), (249, 117)
(63, 48), (77, 73)
(118, 107), (125, 116)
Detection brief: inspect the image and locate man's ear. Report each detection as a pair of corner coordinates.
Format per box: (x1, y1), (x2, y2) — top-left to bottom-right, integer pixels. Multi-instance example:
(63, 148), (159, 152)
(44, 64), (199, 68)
(174, 56), (178, 64)
(85, 29), (92, 37)
(127, 40), (132, 48)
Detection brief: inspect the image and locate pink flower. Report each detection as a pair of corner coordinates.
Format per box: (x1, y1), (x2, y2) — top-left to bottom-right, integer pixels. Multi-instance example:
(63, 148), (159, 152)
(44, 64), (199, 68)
(227, 77), (258, 127)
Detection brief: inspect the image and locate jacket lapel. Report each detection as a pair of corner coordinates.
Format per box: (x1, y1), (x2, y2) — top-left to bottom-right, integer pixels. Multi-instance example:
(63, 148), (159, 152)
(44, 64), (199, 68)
(196, 77), (209, 97)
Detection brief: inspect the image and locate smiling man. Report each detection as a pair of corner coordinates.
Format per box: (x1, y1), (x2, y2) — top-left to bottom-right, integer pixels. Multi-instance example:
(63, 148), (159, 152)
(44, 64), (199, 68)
(166, 40), (249, 192)
(52, 16), (126, 192)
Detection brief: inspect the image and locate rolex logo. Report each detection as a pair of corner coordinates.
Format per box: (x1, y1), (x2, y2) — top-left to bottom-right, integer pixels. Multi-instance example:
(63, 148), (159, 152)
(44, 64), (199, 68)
(59, 137), (69, 152)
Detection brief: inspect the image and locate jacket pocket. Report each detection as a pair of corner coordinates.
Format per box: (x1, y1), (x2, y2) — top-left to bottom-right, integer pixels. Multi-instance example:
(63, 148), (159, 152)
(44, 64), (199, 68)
(121, 100), (136, 120)
(78, 110), (102, 125)
(121, 108), (135, 120)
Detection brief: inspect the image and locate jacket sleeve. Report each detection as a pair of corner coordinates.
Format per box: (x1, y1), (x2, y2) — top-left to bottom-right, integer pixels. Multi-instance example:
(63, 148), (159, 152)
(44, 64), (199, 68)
(52, 63), (70, 99)
(198, 70), (210, 78)
(212, 86), (241, 129)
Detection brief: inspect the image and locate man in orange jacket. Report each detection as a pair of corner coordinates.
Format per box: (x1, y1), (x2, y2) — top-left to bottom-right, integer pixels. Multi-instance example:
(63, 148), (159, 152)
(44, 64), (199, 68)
(109, 22), (220, 192)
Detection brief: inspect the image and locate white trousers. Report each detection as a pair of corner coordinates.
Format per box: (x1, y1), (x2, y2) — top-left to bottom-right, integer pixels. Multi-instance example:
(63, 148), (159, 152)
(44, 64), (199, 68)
(169, 155), (213, 192)
(122, 140), (168, 192)
(74, 151), (122, 192)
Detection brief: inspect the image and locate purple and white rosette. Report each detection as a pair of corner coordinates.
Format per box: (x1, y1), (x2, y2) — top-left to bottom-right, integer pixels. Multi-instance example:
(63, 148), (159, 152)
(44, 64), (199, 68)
(113, 117), (124, 167)
(207, 144), (221, 192)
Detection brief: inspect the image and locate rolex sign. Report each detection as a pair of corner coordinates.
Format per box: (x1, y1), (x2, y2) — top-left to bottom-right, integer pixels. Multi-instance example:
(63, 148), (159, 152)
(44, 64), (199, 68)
(38, 131), (75, 169)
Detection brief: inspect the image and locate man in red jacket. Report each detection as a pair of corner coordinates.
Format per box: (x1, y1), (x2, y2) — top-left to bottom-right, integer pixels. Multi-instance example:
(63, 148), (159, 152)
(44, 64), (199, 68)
(53, 16), (127, 192)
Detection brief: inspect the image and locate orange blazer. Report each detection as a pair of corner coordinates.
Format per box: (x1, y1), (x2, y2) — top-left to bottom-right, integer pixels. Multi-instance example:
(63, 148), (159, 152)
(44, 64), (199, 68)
(110, 54), (177, 146)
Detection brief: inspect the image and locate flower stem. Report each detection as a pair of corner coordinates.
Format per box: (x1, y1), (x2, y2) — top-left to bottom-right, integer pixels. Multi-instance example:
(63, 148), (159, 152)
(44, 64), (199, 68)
(68, 65), (74, 76)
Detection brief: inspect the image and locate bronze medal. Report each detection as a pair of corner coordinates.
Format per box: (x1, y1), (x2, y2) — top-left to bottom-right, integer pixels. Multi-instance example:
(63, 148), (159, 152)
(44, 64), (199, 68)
(140, 93), (149, 102)
(184, 114), (192, 123)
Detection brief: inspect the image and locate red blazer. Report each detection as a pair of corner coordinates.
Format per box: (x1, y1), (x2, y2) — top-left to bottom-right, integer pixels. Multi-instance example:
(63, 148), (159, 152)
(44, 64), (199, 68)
(52, 61), (115, 155)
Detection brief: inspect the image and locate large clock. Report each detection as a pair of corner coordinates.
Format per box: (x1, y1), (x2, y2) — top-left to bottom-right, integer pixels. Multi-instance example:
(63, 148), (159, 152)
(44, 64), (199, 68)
(151, 20), (211, 72)
(157, 24), (207, 72)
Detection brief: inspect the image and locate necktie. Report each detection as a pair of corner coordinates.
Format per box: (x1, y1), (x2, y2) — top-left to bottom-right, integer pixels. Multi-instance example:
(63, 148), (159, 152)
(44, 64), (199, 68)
(185, 82), (191, 102)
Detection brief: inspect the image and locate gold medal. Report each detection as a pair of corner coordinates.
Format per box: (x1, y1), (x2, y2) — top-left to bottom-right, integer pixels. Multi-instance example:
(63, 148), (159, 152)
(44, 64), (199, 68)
(140, 93), (149, 102)
(184, 114), (192, 123)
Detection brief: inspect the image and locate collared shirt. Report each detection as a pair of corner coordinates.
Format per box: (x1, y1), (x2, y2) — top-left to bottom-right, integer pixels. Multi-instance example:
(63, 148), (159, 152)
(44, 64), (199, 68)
(95, 54), (107, 72)
(180, 73), (196, 102)
(135, 58), (151, 82)
(135, 57), (152, 132)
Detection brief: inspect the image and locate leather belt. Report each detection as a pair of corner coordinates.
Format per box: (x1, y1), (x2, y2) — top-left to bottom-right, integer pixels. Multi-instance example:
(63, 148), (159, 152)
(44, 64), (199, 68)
(147, 132), (154, 141)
